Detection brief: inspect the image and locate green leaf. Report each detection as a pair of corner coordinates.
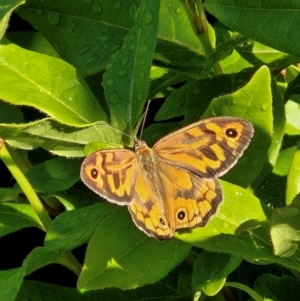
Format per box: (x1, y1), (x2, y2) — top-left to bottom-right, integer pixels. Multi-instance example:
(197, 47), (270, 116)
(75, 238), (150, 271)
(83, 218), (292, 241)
(0, 248), (61, 301)
(203, 35), (248, 76)
(176, 180), (268, 242)
(0, 118), (120, 157)
(232, 42), (291, 72)
(102, 0), (159, 132)
(255, 146), (296, 207)
(271, 197), (300, 257)
(0, 268), (21, 301)
(204, 1), (300, 58)
(0, 187), (19, 202)
(78, 207), (191, 290)
(284, 67), (300, 101)
(52, 187), (104, 211)
(0, 203), (42, 238)
(25, 157), (81, 193)
(0, 0), (24, 40)
(286, 143), (300, 204)
(252, 78), (286, 189)
(176, 181), (300, 270)
(0, 101), (24, 124)
(254, 274), (300, 301)
(148, 67), (189, 99)
(17, 280), (186, 301)
(0, 40), (107, 126)
(17, 0), (138, 75)
(45, 203), (114, 251)
(202, 66), (273, 187)
(155, 68), (269, 125)
(285, 94), (300, 136)
(192, 252), (241, 295)
(17, 0), (207, 76)
(6, 31), (61, 58)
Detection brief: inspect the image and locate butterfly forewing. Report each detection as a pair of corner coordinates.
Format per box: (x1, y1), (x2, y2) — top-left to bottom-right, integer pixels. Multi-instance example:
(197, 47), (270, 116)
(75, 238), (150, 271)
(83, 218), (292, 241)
(153, 117), (254, 177)
(80, 149), (138, 205)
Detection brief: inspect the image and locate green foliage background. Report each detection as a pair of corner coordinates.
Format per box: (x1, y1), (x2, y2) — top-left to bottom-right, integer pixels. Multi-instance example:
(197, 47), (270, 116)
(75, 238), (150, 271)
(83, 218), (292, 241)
(0, 0), (300, 300)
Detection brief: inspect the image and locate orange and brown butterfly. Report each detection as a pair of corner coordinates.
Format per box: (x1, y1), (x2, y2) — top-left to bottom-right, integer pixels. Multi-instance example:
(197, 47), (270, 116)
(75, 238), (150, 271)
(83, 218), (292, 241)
(80, 116), (254, 240)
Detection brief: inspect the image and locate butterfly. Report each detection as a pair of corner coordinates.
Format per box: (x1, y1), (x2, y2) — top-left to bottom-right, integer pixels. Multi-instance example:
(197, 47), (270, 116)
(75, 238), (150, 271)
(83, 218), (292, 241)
(80, 116), (254, 240)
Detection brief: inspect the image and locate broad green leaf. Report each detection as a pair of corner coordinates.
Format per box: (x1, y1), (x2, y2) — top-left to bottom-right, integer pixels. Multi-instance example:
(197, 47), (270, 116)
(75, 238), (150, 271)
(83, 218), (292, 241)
(155, 68), (269, 124)
(176, 180), (268, 242)
(0, 248), (61, 301)
(0, 187), (19, 202)
(255, 146), (296, 207)
(254, 274), (300, 301)
(45, 203), (114, 251)
(154, 79), (212, 122)
(175, 181), (300, 270)
(286, 143), (300, 204)
(0, 40), (107, 126)
(202, 66), (273, 187)
(203, 35), (248, 76)
(228, 42), (297, 74)
(52, 187), (104, 211)
(102, 0), (159, 132)
(0, 203), (42, 238)
(148, 67), (189, 100)
(192, 252), (241, 295)
(220, 49), (253, 74)
(251, 76), (286, 190)
(17, 0), (138, 75)
(284, 66), (300, 101)
(0, 268), (22, 301)
(6, 31), (61, 58)
(271, 197), (300, 257)
(17, 0), (207, 76)
(24, 157), (81, 193)
(0, 100), (24, 124)
(17, 280), (186, 301)
(285, 97), (300, 135)
(205, 1), (300, 58)
(0, 118), (120, 157)
(78, 207), (191, 290)
(0, 0), (24, 40)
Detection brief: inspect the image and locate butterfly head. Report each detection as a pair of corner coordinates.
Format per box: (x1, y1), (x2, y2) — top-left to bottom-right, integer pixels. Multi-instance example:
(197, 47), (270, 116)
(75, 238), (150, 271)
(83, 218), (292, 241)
(134, 138), (148, 152)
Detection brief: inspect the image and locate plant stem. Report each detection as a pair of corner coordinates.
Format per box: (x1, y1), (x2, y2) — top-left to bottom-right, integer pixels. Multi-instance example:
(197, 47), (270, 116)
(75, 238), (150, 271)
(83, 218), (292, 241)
(181, 0), (223, 75)
(226, 282), (264, 301)
(0, 139), (82, 275)
(0, 139), (52, 230)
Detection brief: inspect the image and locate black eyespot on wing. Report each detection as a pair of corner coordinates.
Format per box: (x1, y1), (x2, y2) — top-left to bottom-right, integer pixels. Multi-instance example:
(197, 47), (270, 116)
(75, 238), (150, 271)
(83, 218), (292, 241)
(225, 128), (238, 138)
(159, 217), (166, 226)
(91, 168), (98, 179)
(177, 210), (186, 221)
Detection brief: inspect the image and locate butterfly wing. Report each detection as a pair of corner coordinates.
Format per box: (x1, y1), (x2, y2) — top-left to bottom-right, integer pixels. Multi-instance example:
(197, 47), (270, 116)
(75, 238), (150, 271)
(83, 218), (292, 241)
(153, 117), (254, 177)
(156, 162), (222, 232)
(128, 171), (173, 240)
(80, 149), (138, 205)
(128, 160), (223, 240)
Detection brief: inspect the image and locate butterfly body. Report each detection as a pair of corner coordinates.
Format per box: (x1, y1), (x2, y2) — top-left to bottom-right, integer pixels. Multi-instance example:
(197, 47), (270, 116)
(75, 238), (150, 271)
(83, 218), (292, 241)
(81, 117), (254, 240)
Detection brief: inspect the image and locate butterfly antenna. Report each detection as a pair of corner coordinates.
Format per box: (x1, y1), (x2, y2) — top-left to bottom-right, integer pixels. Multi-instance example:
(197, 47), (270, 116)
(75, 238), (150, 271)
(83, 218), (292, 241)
(139, 100), (151, 140)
